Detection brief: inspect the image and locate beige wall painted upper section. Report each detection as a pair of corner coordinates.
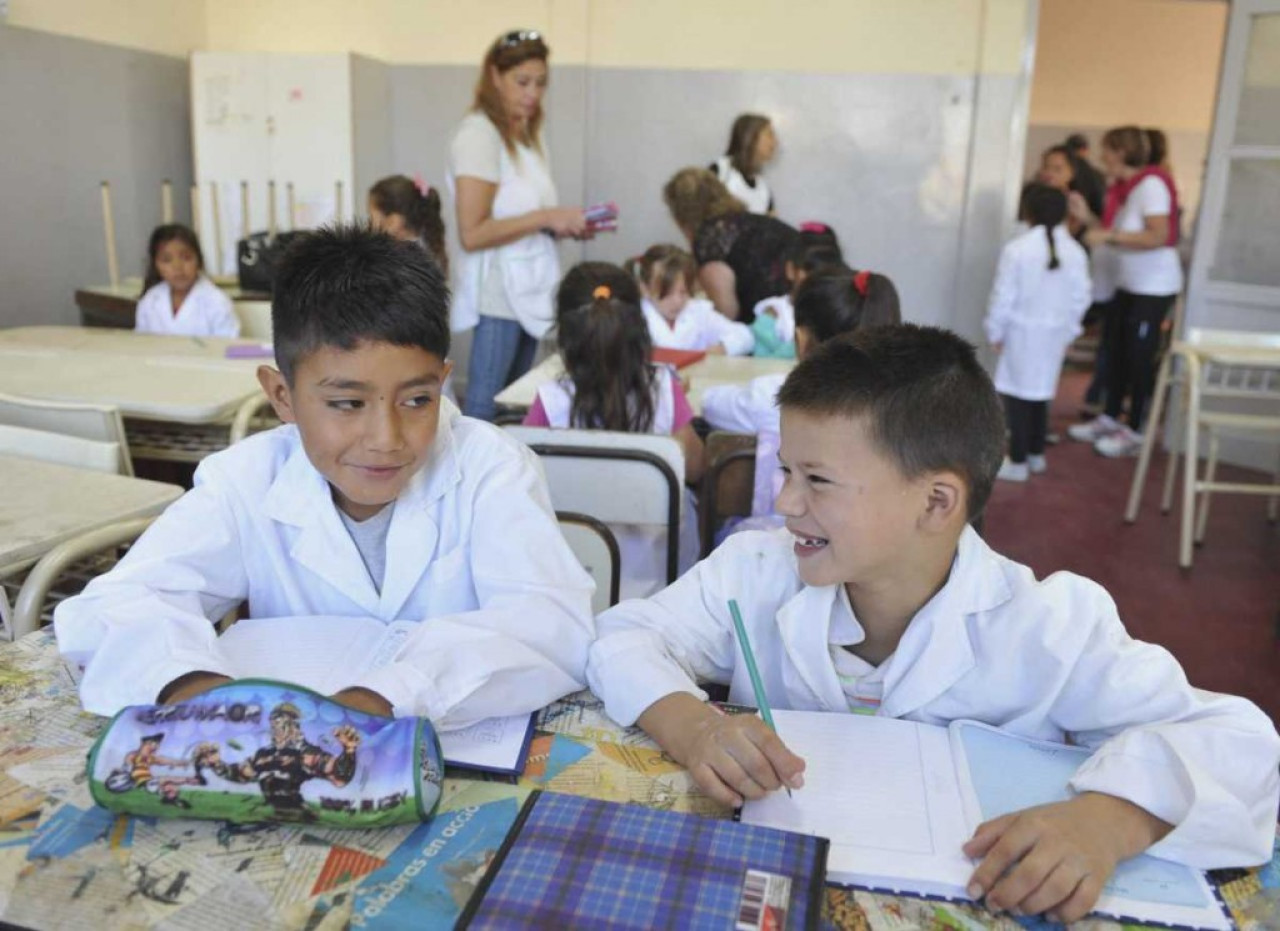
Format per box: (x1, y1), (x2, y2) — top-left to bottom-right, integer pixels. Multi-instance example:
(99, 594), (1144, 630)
(7, 0), (207, 57)
(1029, 0), (1226, 131)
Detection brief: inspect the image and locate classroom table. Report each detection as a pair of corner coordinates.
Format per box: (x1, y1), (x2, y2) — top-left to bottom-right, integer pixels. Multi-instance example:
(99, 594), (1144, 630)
(0, 630), (1271, 930)
(495, 352), (795, 415)
(75, 281), (268, 330)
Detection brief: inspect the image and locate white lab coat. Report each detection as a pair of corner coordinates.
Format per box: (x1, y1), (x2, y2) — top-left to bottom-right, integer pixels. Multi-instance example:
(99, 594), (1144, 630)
(984, 225), (1091, 401)
(135, 276), (241, 338)
(55, 400), (595, 728)
(587, 526), (1280, 867)
(701, 373), (786, 517)
(642, 297), (754, 356)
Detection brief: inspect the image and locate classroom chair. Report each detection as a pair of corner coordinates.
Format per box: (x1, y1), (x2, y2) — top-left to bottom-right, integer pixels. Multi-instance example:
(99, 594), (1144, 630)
(556, 511), (621, 613)
(0, 393), (132, 475)
(0, 424), (123, 475)
(699, 431), (758, 557)
(505, 426), (686, 586)
(1125, 327), (1280, 569)
(234, 300), (273, 340)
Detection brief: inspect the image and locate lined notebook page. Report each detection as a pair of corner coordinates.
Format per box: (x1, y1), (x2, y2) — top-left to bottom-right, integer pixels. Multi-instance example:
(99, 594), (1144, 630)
(215, 616), (408, 693)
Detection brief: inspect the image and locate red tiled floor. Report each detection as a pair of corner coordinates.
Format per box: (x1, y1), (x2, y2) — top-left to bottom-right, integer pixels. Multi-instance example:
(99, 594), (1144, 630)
(983, 371), (1280, 725)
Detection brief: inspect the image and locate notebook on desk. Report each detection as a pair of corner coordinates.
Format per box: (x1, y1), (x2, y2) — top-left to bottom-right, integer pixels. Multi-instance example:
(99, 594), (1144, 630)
(740, 711), (1232, 931)
(215, 616), (536, 777)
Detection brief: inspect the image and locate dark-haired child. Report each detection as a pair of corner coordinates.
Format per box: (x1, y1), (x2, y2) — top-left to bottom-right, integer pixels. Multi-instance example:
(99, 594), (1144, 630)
(368, 174), (449, 277)
(627, 244), (753, 356)
(704, 267), (901, 517)
(985, 183), (1090, 482)
(749, 222), (845, 359)
(587, 324), (1279, 924)
(522, 262), (705, 598)
(57, 225), (595, 725)
(135, 224), (240, 338)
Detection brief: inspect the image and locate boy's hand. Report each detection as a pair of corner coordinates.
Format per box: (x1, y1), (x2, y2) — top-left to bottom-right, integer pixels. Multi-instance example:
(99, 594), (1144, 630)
(158, 671), (233, 704)
(637, 693), (805, 807)
(964, 792), (1172, 923)
(330, 687), (393, 718)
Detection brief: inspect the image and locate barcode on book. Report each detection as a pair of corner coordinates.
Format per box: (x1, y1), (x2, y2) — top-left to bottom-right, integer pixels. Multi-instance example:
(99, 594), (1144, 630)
(735, 868), (791, 931)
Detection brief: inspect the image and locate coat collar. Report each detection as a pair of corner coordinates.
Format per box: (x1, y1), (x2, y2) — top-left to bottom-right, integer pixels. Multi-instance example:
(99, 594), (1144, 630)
(261, 399), (465, 617)
(775, 526), (1013, 716)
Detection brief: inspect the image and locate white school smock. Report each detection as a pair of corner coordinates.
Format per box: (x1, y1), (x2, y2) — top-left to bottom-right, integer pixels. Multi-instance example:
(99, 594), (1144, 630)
(54, 399), (596, 727)
(535, 371), (700, 600)
(135, 276), (240, 338)
(642, 297), (754, 356)
(984, 224), (1092, 401)
(751, 294), (795, 345)
(712, 156), (772, 215)
(1114, 175), (1183, 297)
(702, 373), (786, 517)
(587, 526), (1280, 868)
(447, 112), (560, 337)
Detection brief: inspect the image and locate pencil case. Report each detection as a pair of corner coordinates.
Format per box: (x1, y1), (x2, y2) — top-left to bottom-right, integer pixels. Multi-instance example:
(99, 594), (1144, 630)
(85, 679), (443, 827)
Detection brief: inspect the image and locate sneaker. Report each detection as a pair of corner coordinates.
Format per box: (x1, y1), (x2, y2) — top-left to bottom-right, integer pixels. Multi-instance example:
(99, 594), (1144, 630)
(1067, 414), (1121, 443)
(996, 459), (1029, 482)
(1095, 428), (1143, 458)
(1027, 454), (1047, 474)
(1045, 432), (1061, 446)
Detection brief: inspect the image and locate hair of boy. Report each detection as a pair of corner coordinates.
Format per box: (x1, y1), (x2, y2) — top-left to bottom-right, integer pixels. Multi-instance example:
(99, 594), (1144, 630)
(271, 224), (450, 384)
(143, 223), (205, 293)
(724, 113), (773, 180)
(368, 174), (449, 277)
(663, 168), (746, 237)
(793, 268), (902, 343)
(624, 244), (697, 302)
(776, 324), (1006, 520)
(1019, 182), (1068, 271)
(1101, 125), (1150, 169)
(472, 30), (550, 157)
(555, 261), (657, 433)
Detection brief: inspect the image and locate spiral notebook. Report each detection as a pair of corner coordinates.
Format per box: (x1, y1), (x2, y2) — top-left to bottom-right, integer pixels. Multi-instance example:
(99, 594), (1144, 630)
(741, 712), (1232, 931)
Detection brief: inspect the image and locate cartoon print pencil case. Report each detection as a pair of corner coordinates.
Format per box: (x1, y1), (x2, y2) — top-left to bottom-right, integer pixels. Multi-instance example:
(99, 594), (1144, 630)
(86, 679), (443, 828)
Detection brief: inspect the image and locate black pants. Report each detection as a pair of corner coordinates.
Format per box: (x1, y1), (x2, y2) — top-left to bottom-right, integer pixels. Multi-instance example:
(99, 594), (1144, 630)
(1003, 395), (1047, 464)
(1104, 290), (1175, 433)
(1083, 299), (1116, 406)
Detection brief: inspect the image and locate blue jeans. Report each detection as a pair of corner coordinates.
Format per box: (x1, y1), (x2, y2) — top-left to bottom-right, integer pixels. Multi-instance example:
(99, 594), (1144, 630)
(464, 315), (539, 422)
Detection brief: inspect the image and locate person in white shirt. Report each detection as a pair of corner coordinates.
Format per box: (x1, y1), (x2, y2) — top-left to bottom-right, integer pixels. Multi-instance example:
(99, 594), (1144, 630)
(57, 225), (595, 727)
(749, 222), (844, 360)
(711, 114), (778, 215)
(587, 325), (1280, 924)
(134, 224), (240, 338)
(1068, 125), (1184, 458)
(627, 244), (753, 356)
(986, 184), (1091, 482)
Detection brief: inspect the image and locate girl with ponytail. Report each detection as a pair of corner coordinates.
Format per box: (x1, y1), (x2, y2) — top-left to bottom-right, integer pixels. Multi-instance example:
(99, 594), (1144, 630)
(985, 182), (1091, 482)
(368, 175), (449, 277)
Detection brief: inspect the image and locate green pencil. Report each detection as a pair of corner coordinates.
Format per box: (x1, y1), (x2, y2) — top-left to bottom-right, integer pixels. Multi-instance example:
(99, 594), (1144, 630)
(728, 598), (791, 797)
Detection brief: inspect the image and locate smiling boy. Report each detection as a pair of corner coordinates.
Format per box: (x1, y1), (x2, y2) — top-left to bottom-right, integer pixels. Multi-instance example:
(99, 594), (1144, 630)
(57, 225), (595, 726)
(587, 324), (1279, 923)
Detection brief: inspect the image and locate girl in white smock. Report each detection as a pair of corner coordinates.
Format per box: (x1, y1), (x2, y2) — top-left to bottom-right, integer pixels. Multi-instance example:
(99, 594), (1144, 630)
(135, 224), (239, 338)
(628, 244), (753, 356)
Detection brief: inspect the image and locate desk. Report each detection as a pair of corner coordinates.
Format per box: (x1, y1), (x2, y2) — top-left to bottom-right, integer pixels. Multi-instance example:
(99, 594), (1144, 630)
(75, 282), (269, 330)
(0, 631), (1269, 930)
(495, 353), (794, 414)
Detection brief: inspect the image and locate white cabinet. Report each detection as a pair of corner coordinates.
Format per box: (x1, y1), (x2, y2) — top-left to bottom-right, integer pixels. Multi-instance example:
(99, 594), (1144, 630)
(190, 52), (390, 276)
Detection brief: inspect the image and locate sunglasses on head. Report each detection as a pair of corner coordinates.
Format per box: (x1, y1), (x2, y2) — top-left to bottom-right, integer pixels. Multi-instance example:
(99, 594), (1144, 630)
(497, 29), (542, 49)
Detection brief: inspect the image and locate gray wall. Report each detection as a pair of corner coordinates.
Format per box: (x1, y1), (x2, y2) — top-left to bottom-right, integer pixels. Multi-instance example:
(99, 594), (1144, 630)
(0, 25), (194, 326)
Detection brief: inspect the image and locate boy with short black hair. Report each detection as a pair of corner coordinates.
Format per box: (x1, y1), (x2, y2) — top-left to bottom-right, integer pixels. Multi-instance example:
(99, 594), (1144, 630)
(587, 324), (1279, 923)
(58, 225), (595, 725)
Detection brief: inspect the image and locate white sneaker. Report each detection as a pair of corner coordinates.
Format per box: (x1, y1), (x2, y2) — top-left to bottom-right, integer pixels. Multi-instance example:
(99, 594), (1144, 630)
(996, 458), (1029, 482)
(1027, 454), (1047, 474)
(1067, 414), (1121, 443)
(1095, 428), (1143, 458)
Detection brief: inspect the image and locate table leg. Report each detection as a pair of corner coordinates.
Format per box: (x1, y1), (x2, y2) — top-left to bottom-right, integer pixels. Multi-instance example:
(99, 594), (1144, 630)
(1179, 354), (1203, 570)
(1126, 350), (1174, 523)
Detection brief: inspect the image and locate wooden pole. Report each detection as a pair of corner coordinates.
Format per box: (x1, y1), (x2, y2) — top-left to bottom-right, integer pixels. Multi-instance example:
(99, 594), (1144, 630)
(100, 181), (120, 288)
(335, 180), (344, 223)
(267, 180), (278, 237)
(240, 180), (250, 239)
(286, 182), (296, 231)
(161, 179), (173, 223)
(189, 184), (201, 238)
(210, 181), (225, 275)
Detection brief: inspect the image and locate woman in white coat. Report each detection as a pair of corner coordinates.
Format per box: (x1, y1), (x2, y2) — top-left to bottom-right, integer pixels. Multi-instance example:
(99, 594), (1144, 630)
(449, 30), (589, 422)
(985, 184), (1090, 482)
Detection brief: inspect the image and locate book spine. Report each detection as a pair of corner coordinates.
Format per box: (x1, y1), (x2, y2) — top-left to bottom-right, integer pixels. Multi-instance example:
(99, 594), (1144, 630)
(456, 789), (542, 929)
(804, 837), (830, 931)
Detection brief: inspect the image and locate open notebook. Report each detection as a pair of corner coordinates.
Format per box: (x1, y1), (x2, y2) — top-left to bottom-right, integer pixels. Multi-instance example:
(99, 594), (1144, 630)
(215, 616), (535, 777)
(741, 711), (1232, 931)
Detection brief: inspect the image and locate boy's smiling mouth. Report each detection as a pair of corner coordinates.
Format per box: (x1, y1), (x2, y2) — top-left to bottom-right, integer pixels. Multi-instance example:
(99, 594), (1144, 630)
(790, 530), (829, 556)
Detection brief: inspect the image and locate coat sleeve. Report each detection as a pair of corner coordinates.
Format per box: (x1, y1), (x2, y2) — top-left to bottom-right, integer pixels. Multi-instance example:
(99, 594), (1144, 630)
(351, 441), (597, 729)
(53, 465), (248, 714)
(134, 287), (162, 334)
(210, 287), (241, 338)
(586, 537), (748, 726)
(1046, 579), (1280, 867)
(984, 243), (1018, 346)
(704, 306), (755, 356)
(702, 383), (763, 433)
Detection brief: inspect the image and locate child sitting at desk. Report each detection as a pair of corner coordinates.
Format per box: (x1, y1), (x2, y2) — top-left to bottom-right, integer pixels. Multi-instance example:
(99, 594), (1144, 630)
(368, 174), (449, 276)
(135, 224), (240, 338)
(627, 244), (754, 356)
(587, 324), (1280, 924)
(748, 222), (844, 359)
(56, 225), (595, 726)
(523, 262), (704, 598)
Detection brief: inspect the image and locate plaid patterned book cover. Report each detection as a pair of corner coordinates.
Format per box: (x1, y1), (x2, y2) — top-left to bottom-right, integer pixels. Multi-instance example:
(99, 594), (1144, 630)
(458, 790), (828, 930)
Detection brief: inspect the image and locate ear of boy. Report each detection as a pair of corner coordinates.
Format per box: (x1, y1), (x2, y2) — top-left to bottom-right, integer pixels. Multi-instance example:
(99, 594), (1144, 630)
(919, 472), (966, 533)
(257, 366), (297, 423)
